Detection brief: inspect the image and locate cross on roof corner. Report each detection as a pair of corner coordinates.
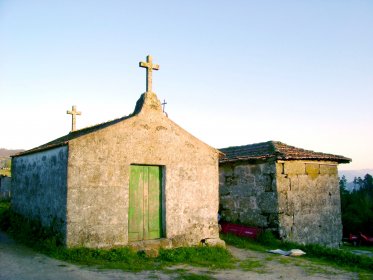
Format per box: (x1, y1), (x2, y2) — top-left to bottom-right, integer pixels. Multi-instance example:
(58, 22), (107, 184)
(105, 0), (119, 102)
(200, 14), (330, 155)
(139, 55), (159, 93)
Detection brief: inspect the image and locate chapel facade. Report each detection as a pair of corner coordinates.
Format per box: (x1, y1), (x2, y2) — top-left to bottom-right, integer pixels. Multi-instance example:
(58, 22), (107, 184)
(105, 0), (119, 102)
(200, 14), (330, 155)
(11, 56), (222, 249)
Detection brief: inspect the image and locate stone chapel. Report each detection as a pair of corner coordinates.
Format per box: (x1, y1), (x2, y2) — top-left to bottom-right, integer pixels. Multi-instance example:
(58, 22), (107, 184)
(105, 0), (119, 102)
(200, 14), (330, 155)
(11, 56), (222, 249)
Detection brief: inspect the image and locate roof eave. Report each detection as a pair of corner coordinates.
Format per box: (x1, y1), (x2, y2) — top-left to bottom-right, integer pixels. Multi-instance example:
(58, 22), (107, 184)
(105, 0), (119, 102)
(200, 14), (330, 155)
(220, 155), (352, 164)
(12, 142), (69, 158)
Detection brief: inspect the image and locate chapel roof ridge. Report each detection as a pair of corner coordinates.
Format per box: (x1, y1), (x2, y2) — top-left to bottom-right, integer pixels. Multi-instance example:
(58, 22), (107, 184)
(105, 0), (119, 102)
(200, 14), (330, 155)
(219, 140), (351, 164)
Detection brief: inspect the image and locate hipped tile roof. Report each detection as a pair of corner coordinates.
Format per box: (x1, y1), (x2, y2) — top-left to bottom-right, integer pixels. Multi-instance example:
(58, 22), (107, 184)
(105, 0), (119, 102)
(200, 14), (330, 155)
(219, 141), (351, 164)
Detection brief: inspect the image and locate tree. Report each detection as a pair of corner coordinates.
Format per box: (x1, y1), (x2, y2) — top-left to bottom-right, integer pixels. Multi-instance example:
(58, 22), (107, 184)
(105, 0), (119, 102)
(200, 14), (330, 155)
(340, 175), (348, 192)
(340, 173), (373, 236)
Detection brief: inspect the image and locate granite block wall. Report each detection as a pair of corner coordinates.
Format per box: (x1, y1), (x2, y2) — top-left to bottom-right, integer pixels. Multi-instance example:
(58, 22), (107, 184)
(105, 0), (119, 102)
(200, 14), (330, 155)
(277, 161), (342, 247)
(219, 160), (278, 231)
(219, 160), (342, 247)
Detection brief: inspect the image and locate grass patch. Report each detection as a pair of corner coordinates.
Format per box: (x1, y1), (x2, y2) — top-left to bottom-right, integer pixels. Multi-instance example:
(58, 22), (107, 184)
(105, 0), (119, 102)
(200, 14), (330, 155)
(359, 272), (373, 280)
(264, 255), (275, 261)
(343, 243), (373, 254)
(221, 232), (373, 273)
(0, 203), (234, 272)
(276, 256), (295, 265)
(159, 246), (234, 269)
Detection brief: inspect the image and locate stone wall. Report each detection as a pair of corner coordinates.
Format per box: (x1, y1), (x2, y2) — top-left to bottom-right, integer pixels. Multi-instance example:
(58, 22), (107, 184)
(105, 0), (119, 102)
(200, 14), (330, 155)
(277, 161), (342, 247)
(219, 159), (343, 247)
(0, 176), (11, 200)
(219, 160), (278, 230)
(66, 92), (220, 248)
(11, 147), (68, 237)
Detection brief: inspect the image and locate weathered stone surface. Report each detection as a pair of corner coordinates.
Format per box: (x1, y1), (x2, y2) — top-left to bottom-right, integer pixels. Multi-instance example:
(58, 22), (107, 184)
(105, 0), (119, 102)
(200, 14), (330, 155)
(219, 184), (231, 196)
(220, 209), (239, 222)
(11, 147), (68, 238)
(277, 161), (342, 247)
(220, 195), (236, 210)
(258, 192), (278, 214)
(276, 162), (285, 175)
(0, 176), (11, 200)
(66, 102), (221, 247)
(239, 196), (258, 210)
(239, 209), (269, 227)
(220, 160), (343, 247)
(219, 161), (277, 228)
(258, 174), (274, 191)
(284, 161), (305, 175)
(276, 174), (290, 192)
(305, 163), (319, 179)
(320, 164), (338, 175)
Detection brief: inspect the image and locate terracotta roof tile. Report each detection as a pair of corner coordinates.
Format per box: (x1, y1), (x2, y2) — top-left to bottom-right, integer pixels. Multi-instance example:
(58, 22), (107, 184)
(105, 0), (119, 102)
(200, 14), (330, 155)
(219, 141), (351, 164)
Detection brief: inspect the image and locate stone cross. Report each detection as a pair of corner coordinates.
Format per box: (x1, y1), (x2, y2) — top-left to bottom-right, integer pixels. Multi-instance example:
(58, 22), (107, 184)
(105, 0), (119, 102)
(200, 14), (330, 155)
(139, 55), (159, 92)
(67, 105), (81, 132)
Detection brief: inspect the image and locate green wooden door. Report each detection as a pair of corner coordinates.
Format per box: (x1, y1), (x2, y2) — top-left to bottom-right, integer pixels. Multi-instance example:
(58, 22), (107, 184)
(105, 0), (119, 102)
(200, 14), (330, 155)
(128, 165), (162, 241)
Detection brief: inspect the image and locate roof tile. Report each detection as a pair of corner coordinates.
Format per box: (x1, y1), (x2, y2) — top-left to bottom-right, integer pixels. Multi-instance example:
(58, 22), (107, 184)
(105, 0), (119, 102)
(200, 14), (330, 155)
(219, 141), (351, 164)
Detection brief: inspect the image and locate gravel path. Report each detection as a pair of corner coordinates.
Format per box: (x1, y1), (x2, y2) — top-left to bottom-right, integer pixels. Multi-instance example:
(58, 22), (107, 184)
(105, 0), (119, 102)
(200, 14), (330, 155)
(0, 231), (168, 280)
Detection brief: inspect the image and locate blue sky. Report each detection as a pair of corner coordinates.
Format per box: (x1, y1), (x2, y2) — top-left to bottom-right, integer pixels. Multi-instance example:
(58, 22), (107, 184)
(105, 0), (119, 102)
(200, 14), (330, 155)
(0, 1), (372, 170)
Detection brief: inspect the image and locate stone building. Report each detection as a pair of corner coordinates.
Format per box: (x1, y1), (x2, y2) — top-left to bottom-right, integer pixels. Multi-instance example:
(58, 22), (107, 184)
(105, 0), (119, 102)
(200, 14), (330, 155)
(219, 141), (351, 247)
(11, 56), (222, 249)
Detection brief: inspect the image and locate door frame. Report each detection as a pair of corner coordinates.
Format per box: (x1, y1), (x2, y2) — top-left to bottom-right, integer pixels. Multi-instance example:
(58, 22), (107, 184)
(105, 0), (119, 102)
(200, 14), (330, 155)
(128, 164), (165, 241)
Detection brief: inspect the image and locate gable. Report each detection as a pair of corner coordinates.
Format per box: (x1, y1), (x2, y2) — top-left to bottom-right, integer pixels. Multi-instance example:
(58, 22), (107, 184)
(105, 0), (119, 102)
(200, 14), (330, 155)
(14, 92), (219, 159)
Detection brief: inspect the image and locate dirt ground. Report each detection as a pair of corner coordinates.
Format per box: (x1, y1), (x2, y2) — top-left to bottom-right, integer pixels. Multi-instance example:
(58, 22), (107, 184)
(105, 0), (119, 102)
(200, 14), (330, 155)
(0, 230), (371, 280)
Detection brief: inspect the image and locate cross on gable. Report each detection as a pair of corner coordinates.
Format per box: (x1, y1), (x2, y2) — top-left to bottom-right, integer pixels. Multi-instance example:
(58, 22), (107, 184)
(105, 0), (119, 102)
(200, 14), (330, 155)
(139, 55), (159, 93)
(67, 105), (81, 132)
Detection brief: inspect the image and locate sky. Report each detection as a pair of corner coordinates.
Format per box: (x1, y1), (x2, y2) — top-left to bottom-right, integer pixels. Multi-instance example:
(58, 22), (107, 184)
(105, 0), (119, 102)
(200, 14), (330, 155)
(0, 1), (372, 170)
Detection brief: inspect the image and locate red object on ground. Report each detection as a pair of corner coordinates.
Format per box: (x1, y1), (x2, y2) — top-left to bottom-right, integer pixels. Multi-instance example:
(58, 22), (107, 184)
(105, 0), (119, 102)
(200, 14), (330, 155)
(349, 233), (359, 246)
(349, 233), (359, 242)
(220, 223), (262, 239)
(360, 233), (373, 245)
